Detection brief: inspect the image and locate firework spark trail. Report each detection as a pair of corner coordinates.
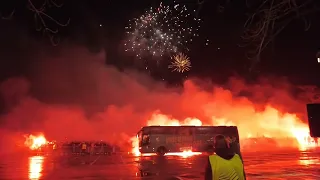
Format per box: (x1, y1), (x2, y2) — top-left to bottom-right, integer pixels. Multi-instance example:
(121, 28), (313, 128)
(169, 53), (191, 73)
(124, 3), (201, 59)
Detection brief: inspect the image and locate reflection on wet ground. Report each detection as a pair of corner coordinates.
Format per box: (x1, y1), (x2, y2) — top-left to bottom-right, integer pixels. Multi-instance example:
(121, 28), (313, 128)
(0, 150), (319, 179)
(29, 156), (44, 179)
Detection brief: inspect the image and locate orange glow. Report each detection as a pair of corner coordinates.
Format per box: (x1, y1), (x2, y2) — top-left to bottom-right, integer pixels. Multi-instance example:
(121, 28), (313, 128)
(135, 151), (202, 157)
(292, 127), (319, 150)
(131, 108), (319, 154)
(4, 53), (320, 158)
(24, 134), (47, 150)
(166, 150), (202, 158)
(131, 136), (141, 156)
(29, 156), (44, 180)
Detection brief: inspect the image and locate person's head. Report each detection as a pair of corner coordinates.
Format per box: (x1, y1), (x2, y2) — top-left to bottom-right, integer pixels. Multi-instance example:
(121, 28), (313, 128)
(214, 135), (230, 150)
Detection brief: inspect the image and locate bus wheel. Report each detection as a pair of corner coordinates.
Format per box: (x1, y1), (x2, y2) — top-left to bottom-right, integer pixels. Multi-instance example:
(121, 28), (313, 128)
(156, 146), (166, 156)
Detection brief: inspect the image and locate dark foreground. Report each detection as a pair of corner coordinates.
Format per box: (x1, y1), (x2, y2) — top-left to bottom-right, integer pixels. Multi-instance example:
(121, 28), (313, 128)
(0, 150), (319, 180)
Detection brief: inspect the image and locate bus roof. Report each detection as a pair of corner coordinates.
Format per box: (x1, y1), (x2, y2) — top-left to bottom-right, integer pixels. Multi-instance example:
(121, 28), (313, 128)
(141, 125), (238, 128)
(139, 125), (239, 135)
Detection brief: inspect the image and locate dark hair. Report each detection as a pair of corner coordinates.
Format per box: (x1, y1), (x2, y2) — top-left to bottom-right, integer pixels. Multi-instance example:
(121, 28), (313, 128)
(214, 134), (229, 149)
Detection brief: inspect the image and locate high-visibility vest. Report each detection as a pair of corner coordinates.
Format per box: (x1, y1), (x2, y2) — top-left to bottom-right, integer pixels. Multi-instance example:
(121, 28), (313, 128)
(208, 154), (245, 180)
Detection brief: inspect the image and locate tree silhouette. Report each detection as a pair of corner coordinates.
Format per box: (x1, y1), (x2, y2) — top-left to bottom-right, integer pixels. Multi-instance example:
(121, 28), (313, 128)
(1, 0), (70, 45)
(242, 0), (319, 69)
(182, 0), (319, 68)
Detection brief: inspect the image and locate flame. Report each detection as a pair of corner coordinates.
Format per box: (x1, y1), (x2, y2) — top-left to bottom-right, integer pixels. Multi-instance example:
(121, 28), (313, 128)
(292, 127), (319, 150)
(133, 151), (202, 158)
(167, 150), (202, 158)
(131, 136), (141, 156)
(24, 134), (47, 150)
(131, 107), (319, 155)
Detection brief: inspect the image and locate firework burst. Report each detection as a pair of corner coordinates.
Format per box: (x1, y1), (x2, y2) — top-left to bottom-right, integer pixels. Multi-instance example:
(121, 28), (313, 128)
(169, 53), (191, 73)
(124, 3), (201, 59)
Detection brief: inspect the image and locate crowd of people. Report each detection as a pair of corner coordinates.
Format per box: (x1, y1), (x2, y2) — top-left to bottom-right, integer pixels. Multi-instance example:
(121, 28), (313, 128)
(36, 141), (118, 155)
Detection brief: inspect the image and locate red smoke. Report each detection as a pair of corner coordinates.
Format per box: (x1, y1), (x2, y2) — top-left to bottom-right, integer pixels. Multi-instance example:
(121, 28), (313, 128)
(0, 46), (317, 154)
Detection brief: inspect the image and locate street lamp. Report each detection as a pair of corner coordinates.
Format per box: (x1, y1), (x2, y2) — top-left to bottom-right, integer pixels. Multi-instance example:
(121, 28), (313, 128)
(317, 51), (320, 63)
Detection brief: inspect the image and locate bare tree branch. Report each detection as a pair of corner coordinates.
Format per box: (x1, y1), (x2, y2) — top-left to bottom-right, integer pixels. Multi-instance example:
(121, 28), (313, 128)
(242, 0), (319, 69)
(0, 9), (15, 20)
(27, 0), (70, 45)
(1, 0), (70, 45)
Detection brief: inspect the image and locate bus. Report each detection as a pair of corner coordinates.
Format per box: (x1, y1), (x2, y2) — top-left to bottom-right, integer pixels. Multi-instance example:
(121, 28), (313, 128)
(136, 125), (241, 156)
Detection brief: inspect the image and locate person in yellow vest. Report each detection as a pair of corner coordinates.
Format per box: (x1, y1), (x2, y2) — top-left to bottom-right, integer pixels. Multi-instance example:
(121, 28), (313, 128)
(205, 135), (246, 180)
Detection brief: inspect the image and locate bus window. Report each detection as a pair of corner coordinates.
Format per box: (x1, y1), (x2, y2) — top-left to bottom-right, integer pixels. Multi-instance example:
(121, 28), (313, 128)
(190, 128), (195, 135)
(195, 127), (210, 134)
(146, 127), (177, 134)
(142, 134), (150, 145)
(166, 127), (177, 134)
(178, 127), (191, 136)
(150, 127), (163, 134)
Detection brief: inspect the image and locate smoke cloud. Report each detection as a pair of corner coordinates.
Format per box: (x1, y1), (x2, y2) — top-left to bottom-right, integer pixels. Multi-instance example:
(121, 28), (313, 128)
(0, 44), (316, 154)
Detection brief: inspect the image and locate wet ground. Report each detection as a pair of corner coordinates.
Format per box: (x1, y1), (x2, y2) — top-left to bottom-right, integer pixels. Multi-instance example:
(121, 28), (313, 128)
(0, 149), (319, 180)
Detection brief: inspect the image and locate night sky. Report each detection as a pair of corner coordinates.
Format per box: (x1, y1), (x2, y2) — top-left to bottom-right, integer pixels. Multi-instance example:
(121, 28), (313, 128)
(0, 0), (319, 84)
(0, 0), (320, 144)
